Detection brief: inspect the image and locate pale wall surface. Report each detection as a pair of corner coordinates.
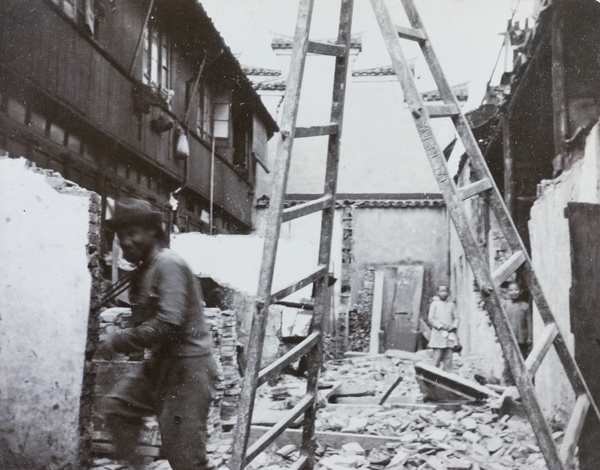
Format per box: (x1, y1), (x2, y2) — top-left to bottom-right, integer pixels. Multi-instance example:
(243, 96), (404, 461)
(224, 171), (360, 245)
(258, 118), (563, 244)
(0, 157), (92, 468)
(351, 206), (449, 311)
(529, 124), (600, 423)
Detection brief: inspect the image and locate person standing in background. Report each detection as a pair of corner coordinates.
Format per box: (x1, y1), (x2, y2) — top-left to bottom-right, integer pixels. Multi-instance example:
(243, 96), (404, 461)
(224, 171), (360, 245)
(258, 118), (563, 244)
(428, 285), (459, 371)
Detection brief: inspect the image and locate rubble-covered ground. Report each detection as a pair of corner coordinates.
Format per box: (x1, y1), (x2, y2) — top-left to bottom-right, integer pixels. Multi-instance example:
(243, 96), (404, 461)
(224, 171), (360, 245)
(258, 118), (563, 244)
(92, 351), (559, 470)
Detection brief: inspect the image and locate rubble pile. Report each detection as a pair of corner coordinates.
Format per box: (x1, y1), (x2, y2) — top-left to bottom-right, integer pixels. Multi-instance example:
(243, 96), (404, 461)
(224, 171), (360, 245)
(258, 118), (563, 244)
(205, 308), (241, 423)
(91, 352), (553, 470)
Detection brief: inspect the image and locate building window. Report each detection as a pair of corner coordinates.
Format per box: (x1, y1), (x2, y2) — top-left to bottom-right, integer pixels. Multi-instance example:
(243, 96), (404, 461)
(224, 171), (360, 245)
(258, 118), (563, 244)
(142, 16), (170, 92)
(196, 84), (213, 140)
(213, 90), (231, 139)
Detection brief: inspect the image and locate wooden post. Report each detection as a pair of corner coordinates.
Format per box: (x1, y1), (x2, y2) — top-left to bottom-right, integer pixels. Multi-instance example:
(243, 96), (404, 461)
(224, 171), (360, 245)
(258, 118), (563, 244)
(551, 0), (567, 168)
(369, 271), (385, 354)
(502, 115), (515, 217)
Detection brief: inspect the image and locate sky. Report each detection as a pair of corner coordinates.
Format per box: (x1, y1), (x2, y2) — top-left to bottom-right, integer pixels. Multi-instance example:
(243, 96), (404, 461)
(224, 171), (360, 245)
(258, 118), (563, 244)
(200, 0), (537, 110)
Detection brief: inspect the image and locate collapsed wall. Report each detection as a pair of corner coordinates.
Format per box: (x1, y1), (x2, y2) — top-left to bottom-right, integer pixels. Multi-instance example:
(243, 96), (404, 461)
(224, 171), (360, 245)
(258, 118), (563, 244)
(0, 156), (100, 469)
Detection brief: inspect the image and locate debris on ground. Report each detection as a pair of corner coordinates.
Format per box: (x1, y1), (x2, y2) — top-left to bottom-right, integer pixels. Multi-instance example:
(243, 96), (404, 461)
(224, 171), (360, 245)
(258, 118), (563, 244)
(91, 351), (553, 470)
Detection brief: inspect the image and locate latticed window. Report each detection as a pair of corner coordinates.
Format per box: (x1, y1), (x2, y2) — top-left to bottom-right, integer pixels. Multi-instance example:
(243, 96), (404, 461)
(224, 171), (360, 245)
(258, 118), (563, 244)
(197, 84), (213, 140)
(213, 90), (231, 139)
(142, 16), (170, 91)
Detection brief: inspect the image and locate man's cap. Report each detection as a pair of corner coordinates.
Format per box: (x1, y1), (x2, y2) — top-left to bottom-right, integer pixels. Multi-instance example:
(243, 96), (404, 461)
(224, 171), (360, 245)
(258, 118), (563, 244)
(106, 198), (163, 231)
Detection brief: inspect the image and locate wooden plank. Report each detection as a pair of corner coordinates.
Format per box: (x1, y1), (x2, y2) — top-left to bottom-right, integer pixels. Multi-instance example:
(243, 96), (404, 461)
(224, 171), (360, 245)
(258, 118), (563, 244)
(458, 178), (492, 201)
(271, 265), (328, 303)
(567, 202), (600, 469)
(257, 332), (320, 387)
(426, 104), (459, 118)
(295, 123), (339, 138)
(394, 24), (426, 43)
(282, 195), (333, 222)
(525, 323), (559, 377)
(414, 362), (498, 401)
(92, 442), (160, 458)
(369, 271), (385, 354)
(378, 376), (403, 405)
(559, 394), (590, 468)
(491, 250), (526, 287)
(307, 41), (345, 57)
(245, 394), (315, 464)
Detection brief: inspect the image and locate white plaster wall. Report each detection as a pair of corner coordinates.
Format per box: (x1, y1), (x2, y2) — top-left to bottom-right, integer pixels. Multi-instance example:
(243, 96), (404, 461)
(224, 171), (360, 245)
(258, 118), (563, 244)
(0, 158), (92, 468)
(529, 124), (600, 423)
(450, 223), (505, 379)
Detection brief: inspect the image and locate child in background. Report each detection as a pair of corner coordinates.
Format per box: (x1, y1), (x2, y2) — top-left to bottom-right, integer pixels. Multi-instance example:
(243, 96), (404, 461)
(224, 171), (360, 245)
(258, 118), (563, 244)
(428, 285), (459, 371)
(502, 281), (532, 358)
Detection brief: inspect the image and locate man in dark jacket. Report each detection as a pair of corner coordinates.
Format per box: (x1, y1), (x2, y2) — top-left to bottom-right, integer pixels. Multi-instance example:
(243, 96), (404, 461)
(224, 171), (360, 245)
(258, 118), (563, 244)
(98, 198), (217, 470)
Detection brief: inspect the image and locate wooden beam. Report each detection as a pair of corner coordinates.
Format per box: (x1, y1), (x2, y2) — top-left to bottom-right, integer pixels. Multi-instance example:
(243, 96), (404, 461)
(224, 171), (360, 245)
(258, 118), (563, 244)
(491, 250), (526, 287)
(244, 426), (405, 451)
(295, 123), (339, 138)
(551, 3), (568, 163)
(307, 41), (346, 57)
(525, 323), (559, 377)
(426, 104), (459, 118)
(271, 265), (328, 302)
(458, 178), (493, 201)
(245, 394), (315, 464)
(559, 394), (590, 468)
(394, 23), (426, 43)
(282, 195), (333, 222)
(257, 332), (320, 387)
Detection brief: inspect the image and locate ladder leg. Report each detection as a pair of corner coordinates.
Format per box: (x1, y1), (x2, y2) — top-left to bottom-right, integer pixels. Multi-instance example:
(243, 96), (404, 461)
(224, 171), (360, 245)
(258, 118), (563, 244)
(299, 1), (355, 468)
(229, 1), (315, 468)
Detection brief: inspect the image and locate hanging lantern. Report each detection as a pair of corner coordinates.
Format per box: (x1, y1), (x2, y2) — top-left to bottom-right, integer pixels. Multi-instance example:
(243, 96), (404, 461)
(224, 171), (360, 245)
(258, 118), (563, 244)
(175, 129), (190, 161)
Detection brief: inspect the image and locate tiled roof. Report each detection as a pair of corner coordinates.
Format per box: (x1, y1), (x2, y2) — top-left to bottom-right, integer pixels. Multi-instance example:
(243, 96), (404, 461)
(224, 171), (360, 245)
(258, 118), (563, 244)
(351, 199), (445, 208)
(271, 35), (363, 51)
(422, 84), (469, 102)
(281, 198), (445, 209)
(243, 66), (282, 77)
(254, 81), (286, 91)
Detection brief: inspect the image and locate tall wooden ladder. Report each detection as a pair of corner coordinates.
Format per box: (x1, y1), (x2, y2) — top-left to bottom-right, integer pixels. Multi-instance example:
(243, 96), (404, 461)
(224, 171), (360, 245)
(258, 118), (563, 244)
(229, 0), (354, 469)
(368, 0), (600, 469)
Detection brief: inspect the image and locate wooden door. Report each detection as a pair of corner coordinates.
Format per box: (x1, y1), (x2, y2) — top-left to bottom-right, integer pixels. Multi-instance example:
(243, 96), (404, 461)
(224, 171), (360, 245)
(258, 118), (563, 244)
(383, 264), (424, 351)
(567, 202), (600, 470)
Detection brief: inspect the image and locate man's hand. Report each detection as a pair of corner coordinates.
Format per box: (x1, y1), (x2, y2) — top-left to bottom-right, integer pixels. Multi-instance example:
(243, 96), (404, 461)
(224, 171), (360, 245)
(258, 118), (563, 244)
(97, 335), (116, 361)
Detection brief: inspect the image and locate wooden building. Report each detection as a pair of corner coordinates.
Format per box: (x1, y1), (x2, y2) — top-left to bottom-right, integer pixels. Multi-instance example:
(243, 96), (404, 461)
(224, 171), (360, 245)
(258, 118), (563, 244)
(451, 1), (600, 466)
(0, 0), (278, 234)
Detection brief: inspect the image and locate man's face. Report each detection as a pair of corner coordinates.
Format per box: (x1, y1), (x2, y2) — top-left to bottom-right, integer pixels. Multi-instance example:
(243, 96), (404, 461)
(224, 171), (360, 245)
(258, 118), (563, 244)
(508, 283), (521, 300)
(116, 225), (156, 264)
(438, 286), (449, 300)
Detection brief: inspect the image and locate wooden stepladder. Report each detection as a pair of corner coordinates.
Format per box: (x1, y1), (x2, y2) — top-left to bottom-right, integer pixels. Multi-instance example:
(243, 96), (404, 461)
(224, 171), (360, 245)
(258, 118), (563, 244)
(229, 1), (354, 469)
(368, 0), (600, 469)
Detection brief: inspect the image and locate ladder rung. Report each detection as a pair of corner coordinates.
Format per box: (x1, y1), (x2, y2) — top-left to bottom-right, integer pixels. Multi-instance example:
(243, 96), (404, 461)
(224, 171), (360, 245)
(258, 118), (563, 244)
(525, 323), (559, 377)
(426, 104), (459, 118)
(394, 23), (426, 43)
(307, 40), (346, 57)
(559, 394), (590, 467)
(492, 250), (527, 287)
(245, 394), (315, 464)
(271, 265), (328, 303)
(258, 332), (320, 387)
(458, 178), (493, 201)
(295, 123), (339, 138)
(283, 195), (334, 222)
